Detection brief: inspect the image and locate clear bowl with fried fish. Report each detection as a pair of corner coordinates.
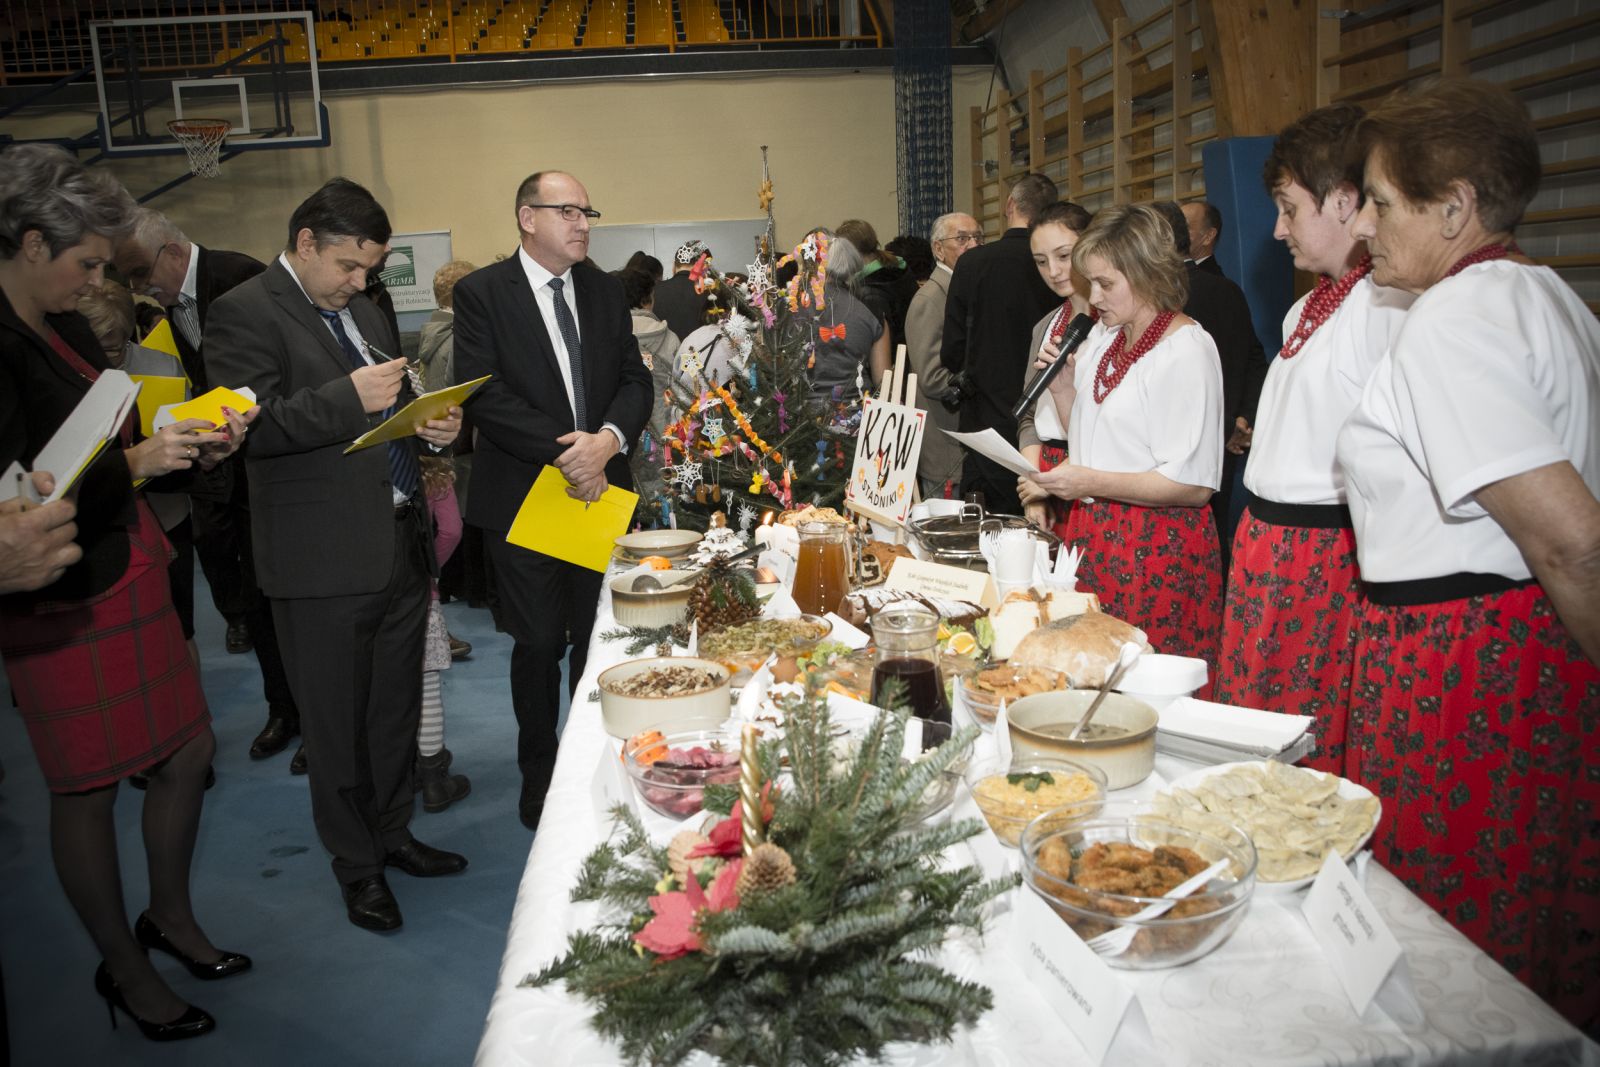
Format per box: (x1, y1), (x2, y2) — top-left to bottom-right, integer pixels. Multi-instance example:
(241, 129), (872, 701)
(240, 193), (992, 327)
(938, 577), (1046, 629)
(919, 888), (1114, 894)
(1020, 811), (1257, 968)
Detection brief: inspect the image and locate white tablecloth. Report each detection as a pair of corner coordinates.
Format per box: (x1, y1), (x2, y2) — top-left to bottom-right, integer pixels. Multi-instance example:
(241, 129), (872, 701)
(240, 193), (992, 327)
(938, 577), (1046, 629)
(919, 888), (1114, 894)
(476, 571), (1598, 1067)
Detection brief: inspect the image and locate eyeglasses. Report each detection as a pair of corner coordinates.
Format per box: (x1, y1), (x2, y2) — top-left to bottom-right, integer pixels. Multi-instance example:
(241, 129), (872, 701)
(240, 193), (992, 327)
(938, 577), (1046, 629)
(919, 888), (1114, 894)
(524, 203), (602, 222)
(936, 231), (984, 247)
(122, 243), (166, 290)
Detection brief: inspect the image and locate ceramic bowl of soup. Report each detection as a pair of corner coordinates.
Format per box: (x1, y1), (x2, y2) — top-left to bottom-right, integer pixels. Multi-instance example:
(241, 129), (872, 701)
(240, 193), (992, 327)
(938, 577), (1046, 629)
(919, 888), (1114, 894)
(1005, 691), (1159, 789)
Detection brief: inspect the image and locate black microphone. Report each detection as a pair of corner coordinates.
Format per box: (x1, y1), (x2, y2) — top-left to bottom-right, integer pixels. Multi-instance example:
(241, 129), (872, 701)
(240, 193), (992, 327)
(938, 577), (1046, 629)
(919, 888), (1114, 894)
(1010, 313), (1095, 423)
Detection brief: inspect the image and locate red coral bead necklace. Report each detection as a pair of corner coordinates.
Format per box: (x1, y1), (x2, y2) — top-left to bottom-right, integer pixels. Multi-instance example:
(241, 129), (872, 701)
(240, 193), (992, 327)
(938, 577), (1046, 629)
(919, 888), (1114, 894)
(1092, 308), (1176, 403)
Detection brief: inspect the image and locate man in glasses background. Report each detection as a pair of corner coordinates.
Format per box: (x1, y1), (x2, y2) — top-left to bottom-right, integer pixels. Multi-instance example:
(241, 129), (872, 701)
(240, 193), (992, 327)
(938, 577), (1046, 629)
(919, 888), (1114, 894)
(453, 171), (652, 833)
(906, 211), (982, 500)
(112, 209), (304, 771)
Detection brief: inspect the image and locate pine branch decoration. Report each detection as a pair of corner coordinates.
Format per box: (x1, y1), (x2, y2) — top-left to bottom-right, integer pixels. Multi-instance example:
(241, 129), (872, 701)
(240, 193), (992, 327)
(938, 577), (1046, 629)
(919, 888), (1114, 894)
(522, 685), (1018, 1067)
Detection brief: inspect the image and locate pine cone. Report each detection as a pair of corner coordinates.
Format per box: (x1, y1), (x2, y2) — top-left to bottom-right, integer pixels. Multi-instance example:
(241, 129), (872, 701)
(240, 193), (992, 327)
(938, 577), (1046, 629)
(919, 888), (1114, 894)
(735, 842), (797, 898)
(688, 557), (761, 633)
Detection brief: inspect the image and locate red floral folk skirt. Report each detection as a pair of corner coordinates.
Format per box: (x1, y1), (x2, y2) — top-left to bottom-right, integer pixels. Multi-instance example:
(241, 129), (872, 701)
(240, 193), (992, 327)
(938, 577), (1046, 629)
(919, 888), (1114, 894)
(1346, 583), (1599, 1030)
(1062, 497), (1222, 671)
(1037, 445), (1073, 544)
(1213, 507), (1361, 772)
(1, 500), (209, 793)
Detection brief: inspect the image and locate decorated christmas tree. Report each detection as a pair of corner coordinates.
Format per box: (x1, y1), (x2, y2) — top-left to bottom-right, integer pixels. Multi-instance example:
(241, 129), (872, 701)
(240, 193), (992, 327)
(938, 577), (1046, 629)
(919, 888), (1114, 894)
(635, 149), (860, 534)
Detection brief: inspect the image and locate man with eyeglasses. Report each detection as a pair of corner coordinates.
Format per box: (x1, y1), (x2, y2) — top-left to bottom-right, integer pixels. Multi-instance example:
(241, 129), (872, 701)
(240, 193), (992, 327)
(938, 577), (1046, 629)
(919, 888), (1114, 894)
(453, 171), (652, 833)
(905, 212), (982, 499)
(939, 173), (1061, 515)
(112, 209), (305, 769)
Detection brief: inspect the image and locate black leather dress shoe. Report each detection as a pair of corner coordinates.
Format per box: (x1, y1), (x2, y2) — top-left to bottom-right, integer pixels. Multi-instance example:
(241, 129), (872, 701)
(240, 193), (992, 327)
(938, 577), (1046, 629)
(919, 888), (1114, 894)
(288, 744), (308, 775)
(384, 838), (468, 877)
(341, 875), (402, 931)
(248, 716), (299, 760)
(135, 913), (251, 980)
(224, 620), (252, 654)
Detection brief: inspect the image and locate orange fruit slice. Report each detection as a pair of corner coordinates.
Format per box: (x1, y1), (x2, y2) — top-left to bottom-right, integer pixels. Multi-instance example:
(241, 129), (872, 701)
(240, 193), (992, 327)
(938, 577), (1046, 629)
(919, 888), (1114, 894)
(639, 555), (673, 571)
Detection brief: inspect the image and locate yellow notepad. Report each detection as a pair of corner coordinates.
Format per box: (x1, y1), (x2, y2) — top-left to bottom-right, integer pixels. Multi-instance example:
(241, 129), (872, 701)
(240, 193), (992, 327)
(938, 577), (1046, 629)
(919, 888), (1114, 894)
(169, 386), (255, 429)
(506, 466), (639, 573)
(344, 375), (491, 454)
(142, 318), (182, 360)
(128, 375), (188, 436)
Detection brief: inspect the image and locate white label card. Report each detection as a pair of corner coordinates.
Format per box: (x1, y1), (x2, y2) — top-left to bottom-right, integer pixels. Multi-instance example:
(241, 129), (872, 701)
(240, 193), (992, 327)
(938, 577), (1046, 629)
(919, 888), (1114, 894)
(1301, 849), (1404, 1015)
(883, 557), (999, 609)
(1011, 887), (1153, 1064)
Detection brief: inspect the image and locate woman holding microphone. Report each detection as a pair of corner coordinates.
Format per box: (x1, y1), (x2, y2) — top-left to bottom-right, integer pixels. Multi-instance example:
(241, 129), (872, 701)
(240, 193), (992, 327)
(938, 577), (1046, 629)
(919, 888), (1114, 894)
(1020, 204), (1225, 665)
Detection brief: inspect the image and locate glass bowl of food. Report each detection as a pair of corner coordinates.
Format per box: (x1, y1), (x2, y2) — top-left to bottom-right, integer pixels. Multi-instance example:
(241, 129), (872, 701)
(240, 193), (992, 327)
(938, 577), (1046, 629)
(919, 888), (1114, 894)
(956, 664), (1067, 730)
(620, 724), (744, 820)
(1019, 811), (1257, 969)
(699, 615), (832, 685)
(962, 755), (1106, 847)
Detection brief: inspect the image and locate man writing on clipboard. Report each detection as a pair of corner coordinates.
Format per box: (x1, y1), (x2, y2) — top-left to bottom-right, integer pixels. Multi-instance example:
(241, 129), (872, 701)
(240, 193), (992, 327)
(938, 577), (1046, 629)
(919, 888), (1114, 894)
(453, 170), (652, 833)
(205, 178), (468, 933)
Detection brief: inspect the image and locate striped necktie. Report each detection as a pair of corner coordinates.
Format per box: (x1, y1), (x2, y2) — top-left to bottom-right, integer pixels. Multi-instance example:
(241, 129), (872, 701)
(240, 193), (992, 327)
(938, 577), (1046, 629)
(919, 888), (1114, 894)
(318, 308), (419, 501)
(174, 294), (202, 349)
(547, 276), (589, 432)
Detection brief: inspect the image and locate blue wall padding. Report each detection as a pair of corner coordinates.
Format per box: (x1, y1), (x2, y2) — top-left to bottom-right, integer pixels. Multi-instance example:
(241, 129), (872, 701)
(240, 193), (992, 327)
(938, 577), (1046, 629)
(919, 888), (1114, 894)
(1202, 135), (1295, 354)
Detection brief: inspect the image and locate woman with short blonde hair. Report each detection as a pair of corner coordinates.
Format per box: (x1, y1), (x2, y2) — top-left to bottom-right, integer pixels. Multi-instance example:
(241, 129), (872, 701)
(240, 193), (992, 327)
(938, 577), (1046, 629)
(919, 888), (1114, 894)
(1022, 203), (1225, 667)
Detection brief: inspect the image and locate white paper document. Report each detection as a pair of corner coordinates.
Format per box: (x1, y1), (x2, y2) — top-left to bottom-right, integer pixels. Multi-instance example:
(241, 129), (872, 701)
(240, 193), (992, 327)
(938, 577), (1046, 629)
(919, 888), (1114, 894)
(2, 370), (141, 504)
(944, 428), (1039, 477)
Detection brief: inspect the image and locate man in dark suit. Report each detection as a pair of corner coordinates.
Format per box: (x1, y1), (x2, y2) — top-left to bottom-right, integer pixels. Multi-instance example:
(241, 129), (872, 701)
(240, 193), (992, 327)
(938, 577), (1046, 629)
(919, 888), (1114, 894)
(205, 178), (468, 931)
(114, 210), (304, 766)
(1155, 201), (1268, 563)
(1183, 201), (1226, 277)
(454, 170), (652, 832)
(939, 173), (1060, 515)
(652, 239), (712, 341)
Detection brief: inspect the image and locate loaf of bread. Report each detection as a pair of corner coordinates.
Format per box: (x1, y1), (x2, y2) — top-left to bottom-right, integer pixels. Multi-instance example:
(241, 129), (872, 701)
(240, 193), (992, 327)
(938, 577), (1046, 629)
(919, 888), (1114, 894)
(855, 541), (916, 587)
(1008, 612), (1149, 687)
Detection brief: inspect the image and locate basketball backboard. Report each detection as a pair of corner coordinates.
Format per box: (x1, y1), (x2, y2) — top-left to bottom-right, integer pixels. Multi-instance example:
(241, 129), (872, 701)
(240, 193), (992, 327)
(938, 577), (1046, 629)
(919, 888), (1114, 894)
(90, 11), (327, 158)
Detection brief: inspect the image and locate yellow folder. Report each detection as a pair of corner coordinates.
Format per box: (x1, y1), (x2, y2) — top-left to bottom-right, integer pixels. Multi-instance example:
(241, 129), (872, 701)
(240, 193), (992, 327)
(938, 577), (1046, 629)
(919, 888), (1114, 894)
(142, 318), (182, 360)
(128, 375), (189, 437)
(169, 386), (255, 429)
(344, 375), (491, 454)
(506, 466), (639, 572)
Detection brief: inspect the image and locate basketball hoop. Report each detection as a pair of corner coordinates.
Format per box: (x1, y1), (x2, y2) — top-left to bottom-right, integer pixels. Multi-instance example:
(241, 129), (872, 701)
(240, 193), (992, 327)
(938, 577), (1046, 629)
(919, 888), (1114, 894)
(167, 118), (231, 178)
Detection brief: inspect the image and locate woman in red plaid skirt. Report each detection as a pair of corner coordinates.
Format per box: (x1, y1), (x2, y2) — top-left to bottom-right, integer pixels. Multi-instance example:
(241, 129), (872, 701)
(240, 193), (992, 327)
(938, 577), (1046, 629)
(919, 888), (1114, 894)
(0, 146), (255, 1041)
(1212, 104), (1414, 772)
(1019, 204), (1225, 667)
(1336, 80), (1600, 1031)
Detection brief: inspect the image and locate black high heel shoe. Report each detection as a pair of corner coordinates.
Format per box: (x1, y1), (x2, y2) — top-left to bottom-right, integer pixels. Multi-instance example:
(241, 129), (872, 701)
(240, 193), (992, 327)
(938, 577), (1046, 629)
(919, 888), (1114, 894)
(135, 913), (252, 980)
(93, 962), (215, 1042)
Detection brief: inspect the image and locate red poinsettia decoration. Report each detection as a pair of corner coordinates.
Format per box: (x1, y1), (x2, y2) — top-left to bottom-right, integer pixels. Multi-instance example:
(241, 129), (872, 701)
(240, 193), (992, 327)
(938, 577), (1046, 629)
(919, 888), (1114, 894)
(635, 859), (744, 960)
(688, 782), (776, 860)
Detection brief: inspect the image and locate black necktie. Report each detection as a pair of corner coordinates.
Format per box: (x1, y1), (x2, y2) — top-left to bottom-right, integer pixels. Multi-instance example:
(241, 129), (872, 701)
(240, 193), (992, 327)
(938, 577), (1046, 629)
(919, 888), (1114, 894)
(319, 308), (419, 501)
(547, 276), (588, 432)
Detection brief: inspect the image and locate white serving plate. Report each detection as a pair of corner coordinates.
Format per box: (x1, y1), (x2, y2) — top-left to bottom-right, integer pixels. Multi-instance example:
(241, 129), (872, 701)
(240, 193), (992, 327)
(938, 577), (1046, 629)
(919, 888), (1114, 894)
(1162, 760), (1380, 894)
(615, 529), (703, 559)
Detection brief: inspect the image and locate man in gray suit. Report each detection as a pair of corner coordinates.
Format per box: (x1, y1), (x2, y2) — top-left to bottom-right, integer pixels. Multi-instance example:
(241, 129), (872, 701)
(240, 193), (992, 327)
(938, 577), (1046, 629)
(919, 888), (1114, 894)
(205, 178), (467, 932)
(905, 211), (981, 499)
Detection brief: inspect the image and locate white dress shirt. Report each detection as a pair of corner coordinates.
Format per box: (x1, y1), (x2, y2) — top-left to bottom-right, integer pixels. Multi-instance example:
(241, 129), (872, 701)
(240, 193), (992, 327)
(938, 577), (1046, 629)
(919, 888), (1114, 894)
(1244, 276), (1413, 505)
(516, 247), (627, 453)
(1064, 322), (1224, 490)
(1336, 261), (1600, 582)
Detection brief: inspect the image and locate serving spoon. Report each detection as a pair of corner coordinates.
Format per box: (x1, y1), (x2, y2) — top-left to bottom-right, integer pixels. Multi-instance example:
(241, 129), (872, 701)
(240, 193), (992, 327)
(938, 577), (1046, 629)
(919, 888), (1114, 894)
(1066, 641), (1142, 741)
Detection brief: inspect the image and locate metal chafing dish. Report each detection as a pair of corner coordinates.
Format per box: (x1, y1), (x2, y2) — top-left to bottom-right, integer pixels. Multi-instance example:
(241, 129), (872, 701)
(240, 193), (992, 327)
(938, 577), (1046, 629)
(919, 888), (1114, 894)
(907, 503), (1061, 569)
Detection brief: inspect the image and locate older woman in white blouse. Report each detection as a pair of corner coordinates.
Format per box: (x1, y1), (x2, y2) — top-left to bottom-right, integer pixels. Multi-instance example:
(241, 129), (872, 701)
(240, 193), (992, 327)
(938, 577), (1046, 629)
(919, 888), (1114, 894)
(1336, 78), (1600, 1030)
(1023, 203), (1225, 667)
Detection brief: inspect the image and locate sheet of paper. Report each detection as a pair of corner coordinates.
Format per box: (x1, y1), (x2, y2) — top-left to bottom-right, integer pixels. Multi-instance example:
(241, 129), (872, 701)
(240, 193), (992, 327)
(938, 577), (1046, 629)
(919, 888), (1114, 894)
(505, 465), (639, 573)
(945, 428), (1038, 478)
(1301, 848), (1404, 1015)
(883, 556), (999, 609)
(1011, 887), (1154, 1064)
(128, 375), (188, 437)
(344, 375), (490, 453)
(164, 385), (256, 430)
